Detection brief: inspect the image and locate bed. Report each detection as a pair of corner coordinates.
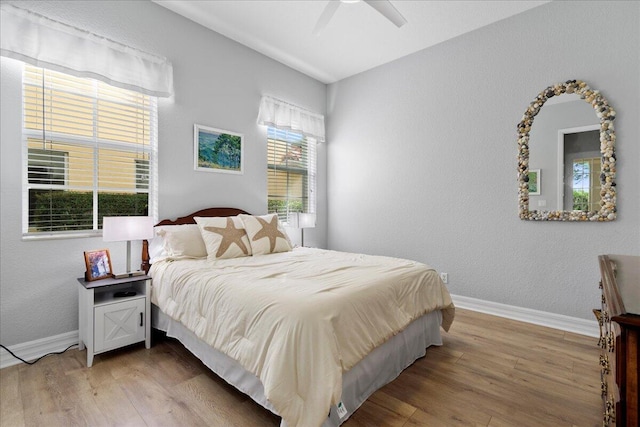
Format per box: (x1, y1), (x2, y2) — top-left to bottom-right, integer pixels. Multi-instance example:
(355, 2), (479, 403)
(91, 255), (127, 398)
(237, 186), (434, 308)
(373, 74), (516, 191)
(142, 207), (455, 427)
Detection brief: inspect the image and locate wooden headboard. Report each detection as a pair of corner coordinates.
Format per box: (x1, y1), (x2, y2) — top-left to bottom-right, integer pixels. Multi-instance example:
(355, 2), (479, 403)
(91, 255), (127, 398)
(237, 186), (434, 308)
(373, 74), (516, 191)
(141, 207), (250, 273)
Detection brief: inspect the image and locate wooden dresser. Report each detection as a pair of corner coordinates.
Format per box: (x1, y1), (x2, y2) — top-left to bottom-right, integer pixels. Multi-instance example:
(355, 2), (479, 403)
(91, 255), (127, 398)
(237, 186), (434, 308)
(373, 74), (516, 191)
(595, 254), (640, 427)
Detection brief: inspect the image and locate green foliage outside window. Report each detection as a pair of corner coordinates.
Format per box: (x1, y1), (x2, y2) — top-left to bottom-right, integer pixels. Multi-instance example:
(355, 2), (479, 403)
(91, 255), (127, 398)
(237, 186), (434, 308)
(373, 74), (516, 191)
(268, 199), (303, 219)
(30, 190), (148, 232)
(572, 190), (589, 211)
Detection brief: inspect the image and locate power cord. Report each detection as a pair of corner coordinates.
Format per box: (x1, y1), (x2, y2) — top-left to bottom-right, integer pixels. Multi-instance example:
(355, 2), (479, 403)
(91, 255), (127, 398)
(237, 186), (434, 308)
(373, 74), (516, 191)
(0, 343), (77, 365)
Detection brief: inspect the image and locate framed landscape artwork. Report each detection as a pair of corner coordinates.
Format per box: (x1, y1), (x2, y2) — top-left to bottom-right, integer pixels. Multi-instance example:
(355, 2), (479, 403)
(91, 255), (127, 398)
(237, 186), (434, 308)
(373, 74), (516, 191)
(194, 124), (244, 174)
(528, 169), (540, 196)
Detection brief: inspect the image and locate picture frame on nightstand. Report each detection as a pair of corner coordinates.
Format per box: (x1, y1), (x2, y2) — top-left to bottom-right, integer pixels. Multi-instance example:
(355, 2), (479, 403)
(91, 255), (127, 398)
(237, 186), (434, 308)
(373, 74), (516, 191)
(84, 249), (113, 281)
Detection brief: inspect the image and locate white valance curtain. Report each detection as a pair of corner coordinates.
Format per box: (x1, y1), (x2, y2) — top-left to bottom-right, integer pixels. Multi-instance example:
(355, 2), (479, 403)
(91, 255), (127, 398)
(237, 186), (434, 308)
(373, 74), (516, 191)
(0, 3), (173, 97)
(257, 95), (325, 142)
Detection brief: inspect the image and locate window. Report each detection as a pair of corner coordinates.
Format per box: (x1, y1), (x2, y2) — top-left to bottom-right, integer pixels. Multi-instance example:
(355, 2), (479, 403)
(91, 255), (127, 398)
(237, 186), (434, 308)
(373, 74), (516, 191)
(23, 65), (157, 236)
(28, 148), (67, 185)
(267, 128), (316, 223)
(135, 159), (150, 190)
(572, 157), (601, 211)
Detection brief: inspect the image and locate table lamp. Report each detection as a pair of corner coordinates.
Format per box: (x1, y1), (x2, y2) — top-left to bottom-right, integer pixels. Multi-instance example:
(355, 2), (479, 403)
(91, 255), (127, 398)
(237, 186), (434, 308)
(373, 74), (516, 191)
(103, 216), (155, 278)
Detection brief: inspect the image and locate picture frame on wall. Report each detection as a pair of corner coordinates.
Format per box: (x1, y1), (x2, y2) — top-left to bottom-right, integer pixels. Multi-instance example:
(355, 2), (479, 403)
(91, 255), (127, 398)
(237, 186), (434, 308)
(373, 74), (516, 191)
(528, 169), (541, 195)
(84, 249), (113, 281)
(194, 124), (244, 174)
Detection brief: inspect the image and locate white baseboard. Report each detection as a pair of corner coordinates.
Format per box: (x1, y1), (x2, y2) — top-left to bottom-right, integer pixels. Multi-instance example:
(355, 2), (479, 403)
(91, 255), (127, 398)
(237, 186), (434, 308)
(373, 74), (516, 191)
(1, 330), (79, 369)
(451, 294), (599, 337)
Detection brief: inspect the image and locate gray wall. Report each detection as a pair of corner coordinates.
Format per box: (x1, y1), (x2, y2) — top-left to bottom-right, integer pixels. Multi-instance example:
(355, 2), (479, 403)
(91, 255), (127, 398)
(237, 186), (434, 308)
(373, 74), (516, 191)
(0, 0), (326, 346)
(326, 1), (640, 320)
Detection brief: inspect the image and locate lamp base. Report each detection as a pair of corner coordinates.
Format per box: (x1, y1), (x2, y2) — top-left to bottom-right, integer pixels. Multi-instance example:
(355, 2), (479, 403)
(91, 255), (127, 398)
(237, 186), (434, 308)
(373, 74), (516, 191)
(112, 270), (146, 279)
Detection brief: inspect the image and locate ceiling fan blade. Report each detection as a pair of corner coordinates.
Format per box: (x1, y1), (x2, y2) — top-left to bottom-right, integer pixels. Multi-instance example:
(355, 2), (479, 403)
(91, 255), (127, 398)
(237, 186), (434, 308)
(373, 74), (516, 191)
(364, 0), (407, 28)
(312, 1), (341, 36)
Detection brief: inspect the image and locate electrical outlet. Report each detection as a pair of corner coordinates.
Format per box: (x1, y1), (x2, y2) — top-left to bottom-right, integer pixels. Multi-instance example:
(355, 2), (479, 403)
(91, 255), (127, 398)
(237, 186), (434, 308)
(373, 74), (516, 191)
(440, 272), (448, 284)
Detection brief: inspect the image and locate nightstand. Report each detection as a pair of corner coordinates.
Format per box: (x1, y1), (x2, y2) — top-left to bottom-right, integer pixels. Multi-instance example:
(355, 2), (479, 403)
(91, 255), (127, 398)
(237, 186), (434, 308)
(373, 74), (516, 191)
(77, 275), (151, 367)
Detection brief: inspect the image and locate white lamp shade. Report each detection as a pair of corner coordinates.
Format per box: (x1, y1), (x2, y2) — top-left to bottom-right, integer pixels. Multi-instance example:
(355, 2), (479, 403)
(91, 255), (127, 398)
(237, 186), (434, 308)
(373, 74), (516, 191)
(102, 216), (155, 242)
(298, 213), (316, 229)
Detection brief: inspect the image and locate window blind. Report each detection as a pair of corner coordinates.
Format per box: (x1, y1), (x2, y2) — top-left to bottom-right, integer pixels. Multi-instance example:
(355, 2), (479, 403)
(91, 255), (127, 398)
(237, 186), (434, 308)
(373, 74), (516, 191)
(23, 65), (157, 237)
(267, 128), (316, 223)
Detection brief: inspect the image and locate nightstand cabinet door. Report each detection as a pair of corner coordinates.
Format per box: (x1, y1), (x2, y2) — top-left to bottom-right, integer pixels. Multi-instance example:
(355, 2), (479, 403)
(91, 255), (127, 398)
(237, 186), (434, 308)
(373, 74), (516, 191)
(94, 298), (146, 353)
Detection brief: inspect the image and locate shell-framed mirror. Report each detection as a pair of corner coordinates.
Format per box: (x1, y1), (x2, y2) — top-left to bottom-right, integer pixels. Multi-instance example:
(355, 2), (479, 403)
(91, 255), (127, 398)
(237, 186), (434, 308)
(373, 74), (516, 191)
(517, 80), (617, 221)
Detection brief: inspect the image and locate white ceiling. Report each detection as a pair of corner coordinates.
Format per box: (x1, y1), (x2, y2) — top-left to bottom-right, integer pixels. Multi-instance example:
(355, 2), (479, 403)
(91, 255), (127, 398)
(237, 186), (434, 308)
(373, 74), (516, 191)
(153, 0), (549, 84)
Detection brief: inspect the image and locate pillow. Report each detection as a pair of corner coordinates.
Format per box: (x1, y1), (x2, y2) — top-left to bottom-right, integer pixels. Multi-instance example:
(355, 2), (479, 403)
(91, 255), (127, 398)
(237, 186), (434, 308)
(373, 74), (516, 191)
(239, 213), (292, 256)
(155, 224), (207, 259)
(195, 216), (252, 260)
(148, 233), (168, 264)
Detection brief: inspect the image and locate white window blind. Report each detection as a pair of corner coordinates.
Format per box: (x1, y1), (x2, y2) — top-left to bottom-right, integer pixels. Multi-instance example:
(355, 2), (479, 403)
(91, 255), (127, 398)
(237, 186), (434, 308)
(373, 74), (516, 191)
(267, 128), (316, 223)
(23, 65), (157, 237)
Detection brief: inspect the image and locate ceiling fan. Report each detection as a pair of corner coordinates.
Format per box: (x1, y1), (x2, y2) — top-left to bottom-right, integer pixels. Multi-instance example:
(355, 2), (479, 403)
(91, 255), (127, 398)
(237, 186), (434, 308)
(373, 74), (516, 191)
(312, 0), (408, 36)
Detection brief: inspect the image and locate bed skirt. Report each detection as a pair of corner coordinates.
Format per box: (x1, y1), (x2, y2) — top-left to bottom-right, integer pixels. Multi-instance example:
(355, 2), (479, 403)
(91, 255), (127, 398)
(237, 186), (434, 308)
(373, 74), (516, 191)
(152, 304), (443, 426)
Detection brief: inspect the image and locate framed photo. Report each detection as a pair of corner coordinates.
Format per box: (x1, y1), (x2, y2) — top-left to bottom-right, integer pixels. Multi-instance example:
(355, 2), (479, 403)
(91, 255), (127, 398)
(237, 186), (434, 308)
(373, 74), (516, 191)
(528, 169), (541, 195)
(194, 124), (244, 174)
(84, 249), (113, 281)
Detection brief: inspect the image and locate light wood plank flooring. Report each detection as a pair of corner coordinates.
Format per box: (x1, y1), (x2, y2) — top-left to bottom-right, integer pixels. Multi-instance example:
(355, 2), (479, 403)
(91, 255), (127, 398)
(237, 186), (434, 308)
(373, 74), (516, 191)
(0, 309), (602, 426)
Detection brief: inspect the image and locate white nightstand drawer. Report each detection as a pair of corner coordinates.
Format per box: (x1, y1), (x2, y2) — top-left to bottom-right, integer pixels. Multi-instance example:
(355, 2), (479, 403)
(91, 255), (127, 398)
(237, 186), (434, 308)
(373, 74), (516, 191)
(94, 297), (146, 353)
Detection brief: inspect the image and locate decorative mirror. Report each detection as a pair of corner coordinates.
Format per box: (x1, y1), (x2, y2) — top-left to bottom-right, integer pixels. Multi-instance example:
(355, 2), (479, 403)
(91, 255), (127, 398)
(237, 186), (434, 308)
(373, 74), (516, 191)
(517, 80), (617, 221)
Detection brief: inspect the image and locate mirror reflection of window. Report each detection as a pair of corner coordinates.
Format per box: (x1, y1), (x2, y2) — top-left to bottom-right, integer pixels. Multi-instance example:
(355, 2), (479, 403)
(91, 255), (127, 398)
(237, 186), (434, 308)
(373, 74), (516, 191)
(562, 129), (600, 211)
(572, 157), (601, 211)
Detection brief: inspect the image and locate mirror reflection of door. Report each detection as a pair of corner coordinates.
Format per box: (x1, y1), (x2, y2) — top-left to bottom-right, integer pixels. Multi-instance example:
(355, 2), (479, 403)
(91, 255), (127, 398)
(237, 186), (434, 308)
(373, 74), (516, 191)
(561, 129), (600, 211)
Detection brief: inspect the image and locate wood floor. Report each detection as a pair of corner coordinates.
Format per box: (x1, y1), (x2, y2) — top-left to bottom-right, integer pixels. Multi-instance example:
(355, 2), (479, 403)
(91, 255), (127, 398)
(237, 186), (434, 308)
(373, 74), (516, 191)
(0, 309), (602, 427)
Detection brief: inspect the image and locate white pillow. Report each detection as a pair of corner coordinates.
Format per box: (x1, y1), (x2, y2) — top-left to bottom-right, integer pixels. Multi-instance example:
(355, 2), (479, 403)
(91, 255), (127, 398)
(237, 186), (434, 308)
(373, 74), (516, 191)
(155, 224), (207, 259)
(238, 213), (292, 256)
(195, 216), (252, 260)
(148, 233), (168, 264)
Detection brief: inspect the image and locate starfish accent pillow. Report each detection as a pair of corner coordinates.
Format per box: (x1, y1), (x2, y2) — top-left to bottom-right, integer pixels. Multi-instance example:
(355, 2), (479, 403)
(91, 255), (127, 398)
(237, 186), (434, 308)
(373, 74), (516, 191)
(194, 216), (252, 260)
(239, 214), (292, 256)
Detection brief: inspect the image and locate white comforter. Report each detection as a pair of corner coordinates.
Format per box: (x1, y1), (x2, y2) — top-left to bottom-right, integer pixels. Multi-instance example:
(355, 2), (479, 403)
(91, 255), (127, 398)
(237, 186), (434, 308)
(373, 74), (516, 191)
(150, 247), (454, 427)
